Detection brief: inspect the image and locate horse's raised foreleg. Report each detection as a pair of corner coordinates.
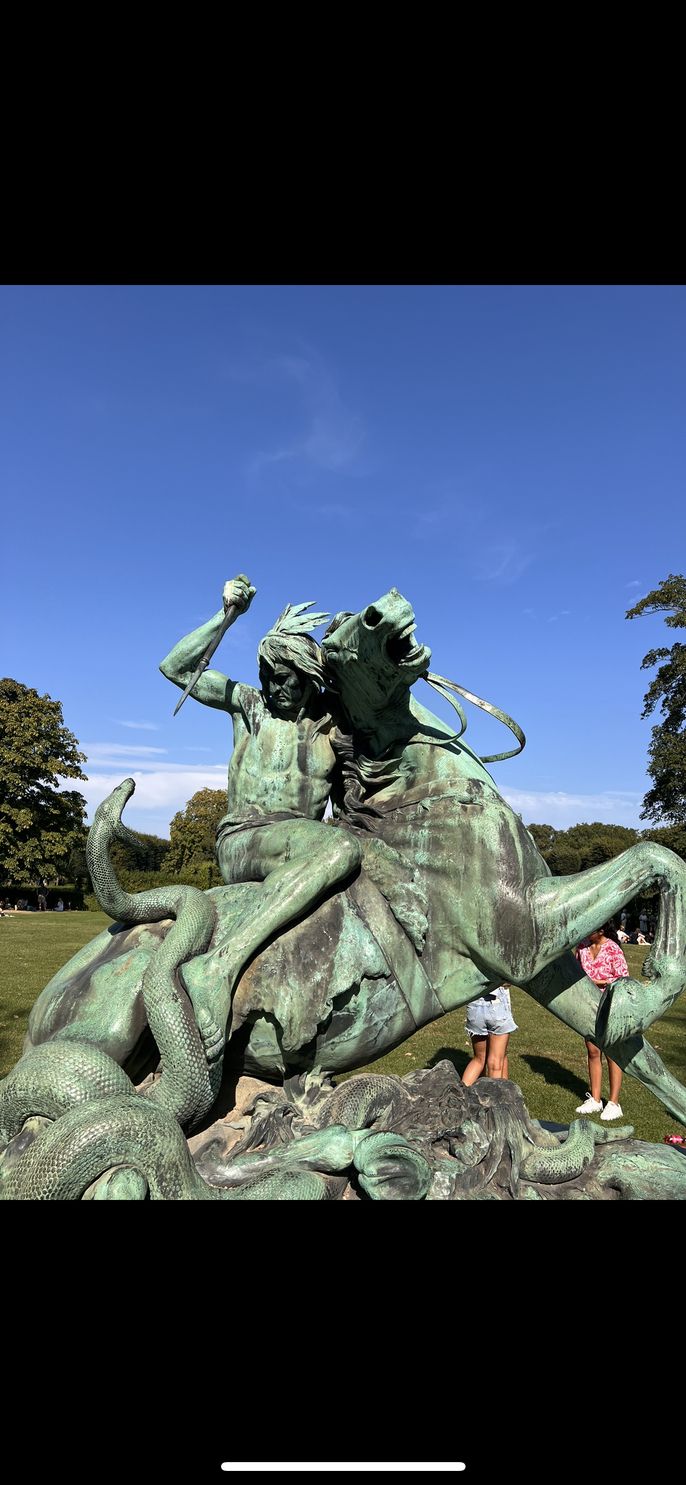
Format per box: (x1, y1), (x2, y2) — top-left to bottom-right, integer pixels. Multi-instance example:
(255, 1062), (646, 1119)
(523, 951), (686, 1126)
(518, 842), (686, 1039)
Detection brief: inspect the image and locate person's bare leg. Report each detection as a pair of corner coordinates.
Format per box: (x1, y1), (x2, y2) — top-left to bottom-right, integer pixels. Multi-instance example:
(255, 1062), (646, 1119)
(462, 1035), (487, 1086)
(607, 1056), (623, 1105)
(503, 1055), (509, 1079)
(485, 1033), (510, 1079)
(586, 1038), (603, 1102)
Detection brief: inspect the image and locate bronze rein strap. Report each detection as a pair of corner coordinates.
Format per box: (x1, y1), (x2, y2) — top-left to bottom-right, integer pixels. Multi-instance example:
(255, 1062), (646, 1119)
(419, 671), (526, 763)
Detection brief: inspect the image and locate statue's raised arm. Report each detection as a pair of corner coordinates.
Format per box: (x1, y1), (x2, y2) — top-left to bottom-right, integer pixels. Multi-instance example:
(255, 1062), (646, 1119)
(159, 574), (256, 714)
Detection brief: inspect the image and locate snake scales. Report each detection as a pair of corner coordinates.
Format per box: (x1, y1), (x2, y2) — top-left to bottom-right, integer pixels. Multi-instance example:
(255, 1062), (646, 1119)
(0, 780), (636, 1200)
(1, 779), (220, 1159)
(0, 782), (433, 1199)
(0, 1085), (434, 1200)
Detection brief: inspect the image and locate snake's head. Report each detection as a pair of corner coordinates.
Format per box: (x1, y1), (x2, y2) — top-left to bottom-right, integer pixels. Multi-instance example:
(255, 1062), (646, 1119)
(114, 777), (136, 804)
(91, 778), (137, 838)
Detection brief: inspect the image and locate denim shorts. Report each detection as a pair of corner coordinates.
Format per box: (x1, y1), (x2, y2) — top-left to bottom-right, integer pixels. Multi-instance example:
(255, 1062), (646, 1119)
(465, 985), (518, 1037)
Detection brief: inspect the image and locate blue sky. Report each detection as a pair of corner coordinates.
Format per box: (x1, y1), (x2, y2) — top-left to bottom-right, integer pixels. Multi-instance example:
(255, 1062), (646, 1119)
(2, 284), (684, 837)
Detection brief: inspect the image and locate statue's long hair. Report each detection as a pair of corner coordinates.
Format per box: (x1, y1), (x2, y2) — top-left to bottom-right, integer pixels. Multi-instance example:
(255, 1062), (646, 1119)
(257, 603), (331, 723)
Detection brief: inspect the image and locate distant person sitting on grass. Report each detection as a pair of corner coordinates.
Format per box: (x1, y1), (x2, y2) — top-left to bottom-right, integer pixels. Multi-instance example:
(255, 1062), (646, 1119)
(462, 984), (518, 1085)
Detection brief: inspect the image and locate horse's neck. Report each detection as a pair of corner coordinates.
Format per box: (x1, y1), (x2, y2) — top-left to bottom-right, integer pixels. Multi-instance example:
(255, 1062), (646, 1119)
(350, 695), (497, 787)
(410, 696), (484, 759)
(375, 696), (493, 768)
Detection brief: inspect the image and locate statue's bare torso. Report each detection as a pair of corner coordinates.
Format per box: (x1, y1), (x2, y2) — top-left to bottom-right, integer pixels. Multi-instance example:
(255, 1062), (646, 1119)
(222, 684), (335, 824)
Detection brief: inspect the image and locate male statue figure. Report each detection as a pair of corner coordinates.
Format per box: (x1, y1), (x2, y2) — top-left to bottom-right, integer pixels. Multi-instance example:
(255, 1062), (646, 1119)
(160, 575), (362, 1049)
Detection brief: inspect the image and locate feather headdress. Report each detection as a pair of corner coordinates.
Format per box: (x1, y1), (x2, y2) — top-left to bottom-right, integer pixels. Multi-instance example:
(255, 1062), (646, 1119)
(257, 601), (330, 690)
(266, 601), (330, 637)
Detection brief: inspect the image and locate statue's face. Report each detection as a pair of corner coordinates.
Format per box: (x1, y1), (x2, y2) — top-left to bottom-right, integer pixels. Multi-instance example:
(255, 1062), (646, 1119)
(261, 662), (307, 719)
(322, 589), (431, 726)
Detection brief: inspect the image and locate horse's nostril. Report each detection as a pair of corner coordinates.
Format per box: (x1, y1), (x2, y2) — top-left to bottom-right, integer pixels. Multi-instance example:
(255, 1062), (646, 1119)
(364, 606), (383, 628)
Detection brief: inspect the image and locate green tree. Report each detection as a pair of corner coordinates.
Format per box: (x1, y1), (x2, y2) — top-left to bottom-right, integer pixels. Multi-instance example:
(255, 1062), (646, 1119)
(627, 573), (686, 823)
(166, 788), (226, 874)
(68, 835), (90, 890)
(533, 822), (639, 875)
(641, 823), (686, 863)
(110, 830), (170, 875)
(526, 823), (559, 861)
(0, 678), (87, 885)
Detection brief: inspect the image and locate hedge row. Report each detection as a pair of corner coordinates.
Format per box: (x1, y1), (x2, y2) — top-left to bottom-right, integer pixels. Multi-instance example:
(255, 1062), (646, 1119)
(0, 883), (87, 909)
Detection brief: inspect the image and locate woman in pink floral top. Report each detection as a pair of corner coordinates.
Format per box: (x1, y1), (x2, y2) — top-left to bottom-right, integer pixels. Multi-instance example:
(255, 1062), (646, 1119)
(575, 923), (630, 1121)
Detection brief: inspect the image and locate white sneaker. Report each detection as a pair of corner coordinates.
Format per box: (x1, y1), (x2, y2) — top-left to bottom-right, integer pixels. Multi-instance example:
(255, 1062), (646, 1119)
(600, 1101), (623, 1121)
(575, 1094), (603, 1114)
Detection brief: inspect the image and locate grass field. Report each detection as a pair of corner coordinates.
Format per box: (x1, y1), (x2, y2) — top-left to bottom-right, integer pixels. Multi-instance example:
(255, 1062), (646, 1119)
(1, 915), (684, 1145)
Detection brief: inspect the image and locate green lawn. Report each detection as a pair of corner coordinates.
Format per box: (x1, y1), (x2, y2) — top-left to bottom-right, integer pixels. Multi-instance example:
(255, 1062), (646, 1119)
(338, 944), (686, 1144)
(1, 919), (684, 1145)
(0, 913), (112, 1076)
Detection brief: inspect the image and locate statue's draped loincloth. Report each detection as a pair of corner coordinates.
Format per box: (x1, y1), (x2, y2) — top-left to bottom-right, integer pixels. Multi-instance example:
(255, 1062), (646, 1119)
(211, 804), (443, 1050)
(216, 808), (309, 850)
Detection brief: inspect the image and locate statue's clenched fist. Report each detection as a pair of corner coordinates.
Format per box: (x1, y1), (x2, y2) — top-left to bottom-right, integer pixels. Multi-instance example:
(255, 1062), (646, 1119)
(223, 574), (256, 615)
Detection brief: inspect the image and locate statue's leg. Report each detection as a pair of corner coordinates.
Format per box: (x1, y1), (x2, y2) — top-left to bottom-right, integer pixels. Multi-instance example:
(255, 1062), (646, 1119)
(469, 842), (686, 1124)
(522, 951), (686, 1126)
(187, 821), (361, 1040)
(491, 843), (686, 1037)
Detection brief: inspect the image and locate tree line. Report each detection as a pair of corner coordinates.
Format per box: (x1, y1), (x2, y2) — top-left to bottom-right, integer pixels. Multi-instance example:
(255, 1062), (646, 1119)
(2, 574), (685, 898)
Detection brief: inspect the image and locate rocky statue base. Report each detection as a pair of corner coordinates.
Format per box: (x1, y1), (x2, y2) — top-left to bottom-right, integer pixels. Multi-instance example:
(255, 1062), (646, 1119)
(159, 1061), (686, 1200)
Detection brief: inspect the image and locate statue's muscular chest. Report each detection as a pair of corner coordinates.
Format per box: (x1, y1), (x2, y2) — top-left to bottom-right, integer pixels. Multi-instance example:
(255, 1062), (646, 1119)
(230, 714), (334, 808)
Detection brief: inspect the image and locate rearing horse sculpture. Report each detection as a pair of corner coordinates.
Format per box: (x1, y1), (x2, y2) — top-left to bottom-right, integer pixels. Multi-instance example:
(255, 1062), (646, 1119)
(321, 590), (686, 1108)
(6, 588), (686, 1164)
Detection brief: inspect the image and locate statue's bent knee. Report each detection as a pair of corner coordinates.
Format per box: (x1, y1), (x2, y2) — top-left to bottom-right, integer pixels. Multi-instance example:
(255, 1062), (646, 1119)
(331, 832), (362, 876)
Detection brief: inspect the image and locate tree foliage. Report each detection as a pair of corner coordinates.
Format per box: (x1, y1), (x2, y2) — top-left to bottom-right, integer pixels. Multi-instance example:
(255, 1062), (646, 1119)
(110, 830), (170, 876)
(166, 788), (226, 874)
(640, 822), (686, 864)
(627, 573), (686, 824)
(526, 823), (559, 858)
(527, 821), (639, 875)
(0, 678), (87, 885)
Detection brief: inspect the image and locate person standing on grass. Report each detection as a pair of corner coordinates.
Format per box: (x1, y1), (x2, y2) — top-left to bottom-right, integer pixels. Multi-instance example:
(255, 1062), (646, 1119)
(462, 984), (518, 1085)
(575, 922), (630, 1121)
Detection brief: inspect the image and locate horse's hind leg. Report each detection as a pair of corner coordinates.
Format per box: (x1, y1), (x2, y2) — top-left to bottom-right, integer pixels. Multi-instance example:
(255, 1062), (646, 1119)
(524, 951), (686, 1126)
(521, 842), (686, 1039)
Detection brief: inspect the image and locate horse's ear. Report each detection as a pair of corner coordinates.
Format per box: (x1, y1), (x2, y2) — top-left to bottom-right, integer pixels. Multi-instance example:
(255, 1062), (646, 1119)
(323, 611), (353, 639)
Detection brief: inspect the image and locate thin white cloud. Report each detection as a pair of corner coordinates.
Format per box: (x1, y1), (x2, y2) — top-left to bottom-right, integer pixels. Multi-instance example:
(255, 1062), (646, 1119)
(625, 579), (642, 589)
(114, 720), (160, 731)
(69, 761), (646, 839)
(83, 743), (168, 763)
(474, 542), (535, 585)
(248, 351), (365, 474)
(500, 786), (643, 829)
(78, 765), (226, 822)
(412, 507), (457, 539)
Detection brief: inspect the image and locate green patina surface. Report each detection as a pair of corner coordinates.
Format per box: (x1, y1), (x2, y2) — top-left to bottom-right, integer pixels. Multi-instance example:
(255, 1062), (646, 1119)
(2, 578), (686, 1199)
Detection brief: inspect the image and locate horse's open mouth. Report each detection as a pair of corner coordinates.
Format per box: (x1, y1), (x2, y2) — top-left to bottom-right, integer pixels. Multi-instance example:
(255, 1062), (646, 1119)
(386, 621), (428, 668)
